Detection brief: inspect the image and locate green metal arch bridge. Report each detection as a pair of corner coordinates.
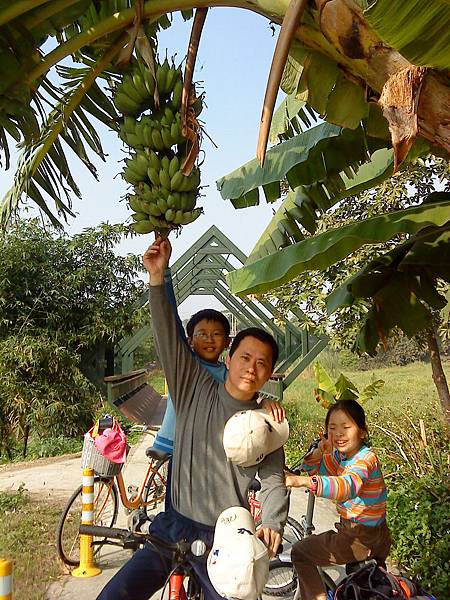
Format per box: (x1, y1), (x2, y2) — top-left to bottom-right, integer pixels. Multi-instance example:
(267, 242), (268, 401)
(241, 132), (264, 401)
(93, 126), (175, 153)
(115, 225), (327, 402)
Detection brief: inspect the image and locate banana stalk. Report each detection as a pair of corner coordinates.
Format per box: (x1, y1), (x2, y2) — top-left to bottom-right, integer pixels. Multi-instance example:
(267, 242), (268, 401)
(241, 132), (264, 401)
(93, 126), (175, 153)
(179, 8), (208, 176)
(256, 0), (308, 167)
(182, 8), (208, 131)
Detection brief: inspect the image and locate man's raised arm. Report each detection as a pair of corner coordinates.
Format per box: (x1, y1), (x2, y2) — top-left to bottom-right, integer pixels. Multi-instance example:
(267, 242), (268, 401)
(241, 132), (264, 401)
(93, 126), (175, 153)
(143, 237), (200, 411)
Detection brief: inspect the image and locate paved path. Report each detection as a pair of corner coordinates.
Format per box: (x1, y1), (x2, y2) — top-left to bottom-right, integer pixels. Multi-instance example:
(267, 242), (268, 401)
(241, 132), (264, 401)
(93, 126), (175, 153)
(0, 436), (341, 599)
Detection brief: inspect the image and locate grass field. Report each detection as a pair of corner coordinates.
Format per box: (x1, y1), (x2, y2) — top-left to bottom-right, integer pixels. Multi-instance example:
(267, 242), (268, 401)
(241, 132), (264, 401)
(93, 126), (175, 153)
(0, 487), (65, 599)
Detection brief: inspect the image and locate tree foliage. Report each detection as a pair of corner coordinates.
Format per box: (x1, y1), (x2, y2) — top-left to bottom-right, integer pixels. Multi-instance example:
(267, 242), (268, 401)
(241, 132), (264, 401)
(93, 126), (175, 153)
(0, 219), (144, 349)
(0, 219), (145, 457)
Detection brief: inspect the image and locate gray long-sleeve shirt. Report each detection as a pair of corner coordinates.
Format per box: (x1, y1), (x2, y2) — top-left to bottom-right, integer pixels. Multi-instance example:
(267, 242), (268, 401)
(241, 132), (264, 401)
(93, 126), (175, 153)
(150, 284), (289, 531)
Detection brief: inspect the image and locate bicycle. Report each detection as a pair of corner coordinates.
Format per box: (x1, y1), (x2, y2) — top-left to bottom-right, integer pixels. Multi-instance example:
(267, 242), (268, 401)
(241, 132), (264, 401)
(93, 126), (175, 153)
(56, 424), (170, 567)
(79, 523), (208, 600)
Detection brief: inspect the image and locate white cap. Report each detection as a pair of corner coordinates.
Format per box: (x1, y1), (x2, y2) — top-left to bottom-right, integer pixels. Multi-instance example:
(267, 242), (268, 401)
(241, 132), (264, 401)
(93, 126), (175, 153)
(223, 408), (289, 468)
(207, 506), (269, 600)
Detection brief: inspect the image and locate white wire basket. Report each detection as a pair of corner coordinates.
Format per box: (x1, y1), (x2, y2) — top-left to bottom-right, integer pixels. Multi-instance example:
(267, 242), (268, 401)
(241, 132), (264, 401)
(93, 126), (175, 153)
(81, 434), (124, 478)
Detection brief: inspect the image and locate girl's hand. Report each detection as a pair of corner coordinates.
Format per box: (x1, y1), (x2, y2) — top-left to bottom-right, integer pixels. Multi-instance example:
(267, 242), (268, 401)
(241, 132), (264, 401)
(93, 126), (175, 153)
(262, 399), (286, 423)
(317, 432), (333, 455)
(284, 472), (309, 488)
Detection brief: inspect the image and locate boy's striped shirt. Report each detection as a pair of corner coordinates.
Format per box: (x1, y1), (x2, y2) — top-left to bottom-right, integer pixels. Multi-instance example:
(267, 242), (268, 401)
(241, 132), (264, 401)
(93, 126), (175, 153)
(302, 445), (387, 526)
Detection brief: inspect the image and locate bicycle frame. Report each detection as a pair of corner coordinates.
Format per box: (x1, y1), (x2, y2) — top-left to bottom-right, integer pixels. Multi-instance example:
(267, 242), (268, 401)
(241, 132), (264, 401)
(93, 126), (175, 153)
(300, 489), (316, 537)
(94, 457), (167, 513)
(116, 457), (165, 510)
(248, 490), (262, 525)
(169, 571), (188, 600)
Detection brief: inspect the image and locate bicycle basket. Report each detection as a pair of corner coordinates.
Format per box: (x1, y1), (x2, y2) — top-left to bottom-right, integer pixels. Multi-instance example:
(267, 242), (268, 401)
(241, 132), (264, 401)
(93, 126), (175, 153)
(81, 434), (125, 477)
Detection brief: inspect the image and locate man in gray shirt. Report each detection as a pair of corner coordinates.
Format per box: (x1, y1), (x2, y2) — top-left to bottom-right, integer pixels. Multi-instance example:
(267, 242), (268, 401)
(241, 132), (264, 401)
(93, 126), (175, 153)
(97, 236), (289, 600)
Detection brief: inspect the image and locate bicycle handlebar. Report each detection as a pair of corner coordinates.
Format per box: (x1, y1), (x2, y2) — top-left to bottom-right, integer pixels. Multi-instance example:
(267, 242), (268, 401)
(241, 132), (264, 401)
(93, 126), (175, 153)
(79, 524), (204, 556)
(287, 437), (321, 473)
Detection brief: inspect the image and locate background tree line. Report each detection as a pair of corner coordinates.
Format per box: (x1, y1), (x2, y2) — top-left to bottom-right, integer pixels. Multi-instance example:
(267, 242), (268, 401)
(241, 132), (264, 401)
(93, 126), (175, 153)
(0, 219), (149, 460)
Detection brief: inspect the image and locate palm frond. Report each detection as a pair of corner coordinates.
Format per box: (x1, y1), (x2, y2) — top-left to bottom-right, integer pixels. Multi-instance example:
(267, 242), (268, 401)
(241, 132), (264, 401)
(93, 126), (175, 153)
(0, 33), (125, 228)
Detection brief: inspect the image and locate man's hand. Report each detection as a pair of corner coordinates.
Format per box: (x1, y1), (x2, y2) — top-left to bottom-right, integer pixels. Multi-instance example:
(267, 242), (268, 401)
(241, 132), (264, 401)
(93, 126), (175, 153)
(261, 399), (286, 423)
(143, 236), (172, 286)
(256, 527), (282, 558)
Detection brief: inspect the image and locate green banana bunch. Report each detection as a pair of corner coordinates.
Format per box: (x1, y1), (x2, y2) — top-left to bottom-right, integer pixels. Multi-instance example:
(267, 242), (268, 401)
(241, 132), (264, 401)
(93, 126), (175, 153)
(115, 56), (204, 234)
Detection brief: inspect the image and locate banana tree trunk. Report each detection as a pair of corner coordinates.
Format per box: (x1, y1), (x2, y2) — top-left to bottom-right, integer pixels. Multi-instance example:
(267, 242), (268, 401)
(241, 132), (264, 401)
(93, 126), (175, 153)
(426, 326), (450, 425)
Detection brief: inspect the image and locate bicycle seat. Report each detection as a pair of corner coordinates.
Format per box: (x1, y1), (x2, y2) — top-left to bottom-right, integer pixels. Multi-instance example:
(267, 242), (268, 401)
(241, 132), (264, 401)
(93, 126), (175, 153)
(248, 478), (261, 493)
(345, 557), (386, 575)
(146, 447), (170, 461)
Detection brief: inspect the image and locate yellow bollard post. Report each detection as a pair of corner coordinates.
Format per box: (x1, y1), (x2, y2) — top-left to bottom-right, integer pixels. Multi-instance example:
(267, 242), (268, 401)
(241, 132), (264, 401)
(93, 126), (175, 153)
(72, 467), (102, 578)
(164, 378), (168, 396)
(0, 559), (12, 600)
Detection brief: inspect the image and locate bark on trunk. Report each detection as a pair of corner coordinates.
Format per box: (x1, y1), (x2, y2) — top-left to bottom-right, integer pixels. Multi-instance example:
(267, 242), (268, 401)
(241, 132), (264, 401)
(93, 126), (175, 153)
(426, 327), (450, 425)
(293, 0), (450, 153)
(22, 424), (30, 459)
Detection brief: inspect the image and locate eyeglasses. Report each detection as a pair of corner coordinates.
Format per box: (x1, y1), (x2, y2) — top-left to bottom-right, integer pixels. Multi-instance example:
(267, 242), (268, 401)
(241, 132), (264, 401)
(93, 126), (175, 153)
(193, 332), (226, 341)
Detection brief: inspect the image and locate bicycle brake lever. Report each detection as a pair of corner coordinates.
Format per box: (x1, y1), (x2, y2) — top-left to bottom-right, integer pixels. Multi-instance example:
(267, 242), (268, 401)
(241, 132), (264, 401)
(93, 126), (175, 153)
(284, 465), (302, 476)
(122, 532), (143, 551)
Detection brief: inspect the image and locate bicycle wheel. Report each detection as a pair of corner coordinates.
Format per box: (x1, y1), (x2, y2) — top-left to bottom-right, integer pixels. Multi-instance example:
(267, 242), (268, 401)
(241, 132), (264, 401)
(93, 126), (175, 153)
(264, 562), (335, 599)
(263, 517), (303, 597)
(264, 560), (298, 598)
(56, 477), (119, 566)
(142, 456), (170, 516)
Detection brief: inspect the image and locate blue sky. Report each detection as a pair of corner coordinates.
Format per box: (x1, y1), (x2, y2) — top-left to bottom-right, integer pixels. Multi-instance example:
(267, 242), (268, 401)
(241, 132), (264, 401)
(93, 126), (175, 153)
(1, 9), (283, 317)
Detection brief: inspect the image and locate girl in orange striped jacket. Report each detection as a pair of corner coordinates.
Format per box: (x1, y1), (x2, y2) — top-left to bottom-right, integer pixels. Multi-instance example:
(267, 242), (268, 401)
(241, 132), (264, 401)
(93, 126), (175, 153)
(285, 399), (391, 600)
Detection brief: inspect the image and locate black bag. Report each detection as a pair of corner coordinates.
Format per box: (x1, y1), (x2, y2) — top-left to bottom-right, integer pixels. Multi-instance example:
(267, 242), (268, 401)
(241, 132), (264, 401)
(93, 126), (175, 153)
(333, 562), (431, 600)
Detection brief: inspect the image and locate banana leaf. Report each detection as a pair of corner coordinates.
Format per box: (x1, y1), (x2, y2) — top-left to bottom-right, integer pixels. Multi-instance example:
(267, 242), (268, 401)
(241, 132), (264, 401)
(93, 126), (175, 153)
(269, 94), (318, 144)
(226, 198), (450, 296)
(313, 361), (337, 409)
(313, 361), (384, 408)
(335, 374), (359, 401)
(217, 123), (389, 208)
(324, 214), (450, 355)
(358, 379), (385, 404)
(282, 41), (369, 130)
(364, 0), (450, 70)
(0, 42), (121, 227)
(247, 147), (395, 263)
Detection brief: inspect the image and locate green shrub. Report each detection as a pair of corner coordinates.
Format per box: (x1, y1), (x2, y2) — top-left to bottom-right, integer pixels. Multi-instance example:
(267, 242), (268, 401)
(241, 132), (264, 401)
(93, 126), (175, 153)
(0, 333), (100, 459)
(0, 484), (28, 512)
(387, 474), (450, 599)
(26, 435), (83, 459)
(0, 435), (83, 464)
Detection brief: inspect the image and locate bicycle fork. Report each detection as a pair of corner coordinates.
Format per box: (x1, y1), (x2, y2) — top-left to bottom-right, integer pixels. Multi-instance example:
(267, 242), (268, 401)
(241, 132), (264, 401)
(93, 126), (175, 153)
(169, 571), (188, 600)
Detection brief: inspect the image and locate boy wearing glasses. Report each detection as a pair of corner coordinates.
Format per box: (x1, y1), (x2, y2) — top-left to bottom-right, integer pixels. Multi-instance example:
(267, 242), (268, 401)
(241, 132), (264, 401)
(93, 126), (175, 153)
(152, 306), (230, 456)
